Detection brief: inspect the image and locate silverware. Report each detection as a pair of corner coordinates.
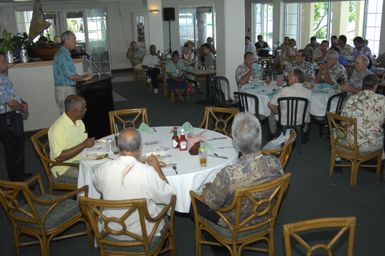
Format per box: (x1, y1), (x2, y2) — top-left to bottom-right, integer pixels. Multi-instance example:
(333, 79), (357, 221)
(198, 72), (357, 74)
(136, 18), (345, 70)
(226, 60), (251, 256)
(217, 146), (234, 149)
(145, 140), (158, 145)
(172, 164), (178, 174)
(208, 153), (228, 159)
(208, 137), (227, 141)
(152, 127), (157, 132)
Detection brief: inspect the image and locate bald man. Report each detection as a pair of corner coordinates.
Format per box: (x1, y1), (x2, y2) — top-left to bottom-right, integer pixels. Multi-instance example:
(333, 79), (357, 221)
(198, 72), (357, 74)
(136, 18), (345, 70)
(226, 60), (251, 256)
(93, 128), (173, 238)
(48, 95), (95, 178)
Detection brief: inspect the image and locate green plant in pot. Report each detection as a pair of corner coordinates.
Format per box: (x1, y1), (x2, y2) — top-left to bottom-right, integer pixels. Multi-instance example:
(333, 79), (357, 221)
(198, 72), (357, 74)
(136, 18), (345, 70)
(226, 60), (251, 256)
(0, 30), (16, 63)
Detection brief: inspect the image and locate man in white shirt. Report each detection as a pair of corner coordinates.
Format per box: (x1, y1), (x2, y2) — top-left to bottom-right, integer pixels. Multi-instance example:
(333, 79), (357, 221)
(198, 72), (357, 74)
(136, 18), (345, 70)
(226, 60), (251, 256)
(142, 44), (161, 94)
(268, 68), (311, 137)
(93, 128), (173, 239)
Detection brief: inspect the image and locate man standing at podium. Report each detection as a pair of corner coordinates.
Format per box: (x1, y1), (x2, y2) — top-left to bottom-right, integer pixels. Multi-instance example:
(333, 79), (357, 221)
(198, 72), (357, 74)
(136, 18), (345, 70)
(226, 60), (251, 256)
(53, 31), (92, 113)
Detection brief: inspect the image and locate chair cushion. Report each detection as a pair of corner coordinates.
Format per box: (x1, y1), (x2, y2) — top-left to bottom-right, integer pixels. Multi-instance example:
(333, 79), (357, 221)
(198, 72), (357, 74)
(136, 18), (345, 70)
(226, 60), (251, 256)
(16, 194), (81, 230)
(54, 175), (77, 184)
(201, 216), (269, 240)
(102, 217), (169, 253)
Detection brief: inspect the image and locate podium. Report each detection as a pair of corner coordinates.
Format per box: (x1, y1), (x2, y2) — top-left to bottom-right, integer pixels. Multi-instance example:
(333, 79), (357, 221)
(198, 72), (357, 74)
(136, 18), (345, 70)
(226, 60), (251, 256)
(77, 74), (113, 139)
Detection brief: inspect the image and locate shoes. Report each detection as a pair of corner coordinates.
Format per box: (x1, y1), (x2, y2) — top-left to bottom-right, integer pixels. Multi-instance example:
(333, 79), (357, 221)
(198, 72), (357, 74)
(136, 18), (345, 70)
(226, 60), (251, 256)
(146, 78), (151, 83)
(153, 88), (159, 94)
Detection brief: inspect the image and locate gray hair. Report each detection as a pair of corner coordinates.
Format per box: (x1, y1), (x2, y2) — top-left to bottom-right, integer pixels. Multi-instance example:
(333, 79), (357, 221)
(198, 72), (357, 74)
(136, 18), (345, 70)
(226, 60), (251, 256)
(64, 95), (84, 112)
(117, 128), (142, 152)
(231, 112), (262, 154)
(60, 31), (75, 45)
(327, 50), (339, 59)
(356, 54), (369, 67)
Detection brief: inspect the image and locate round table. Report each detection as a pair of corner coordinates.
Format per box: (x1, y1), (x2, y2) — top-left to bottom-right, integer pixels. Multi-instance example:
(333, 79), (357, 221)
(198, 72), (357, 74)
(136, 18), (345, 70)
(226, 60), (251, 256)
(240, 82), (340, 117)
(78, 126), (238, 213)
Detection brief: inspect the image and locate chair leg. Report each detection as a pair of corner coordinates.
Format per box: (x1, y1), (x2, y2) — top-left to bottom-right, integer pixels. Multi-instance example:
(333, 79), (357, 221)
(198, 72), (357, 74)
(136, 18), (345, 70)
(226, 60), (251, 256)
(329, 153), (336, 177)
(295, 127), (302, 153)
(376, 155), (382, 178)
(268, 230), (275, 256)
(350, 160), (358, 187)
(39, 236), (49, 256)
(195, 228), (202, 256)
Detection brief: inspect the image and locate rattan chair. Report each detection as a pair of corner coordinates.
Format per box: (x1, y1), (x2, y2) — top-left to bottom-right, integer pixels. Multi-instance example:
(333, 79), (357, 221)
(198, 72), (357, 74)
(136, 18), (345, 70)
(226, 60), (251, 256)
(190, 173), (291, 256)
(109, 108), (149, 134)
(261, 129), (297, 169)
(31, 128), (78, 193)
(0, 174), (92, 256)
(79, 195), (177, 256)
(327, 112), (382, 187)
(283, 216), (356, 256)
(199, 106), (239, 136)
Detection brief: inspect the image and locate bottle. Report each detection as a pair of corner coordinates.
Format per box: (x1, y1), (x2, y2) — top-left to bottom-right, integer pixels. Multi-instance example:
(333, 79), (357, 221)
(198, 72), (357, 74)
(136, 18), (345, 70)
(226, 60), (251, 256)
(179, 128), (188, 151)
(171, 127), (179, 149)
(20, 47), (28, 63)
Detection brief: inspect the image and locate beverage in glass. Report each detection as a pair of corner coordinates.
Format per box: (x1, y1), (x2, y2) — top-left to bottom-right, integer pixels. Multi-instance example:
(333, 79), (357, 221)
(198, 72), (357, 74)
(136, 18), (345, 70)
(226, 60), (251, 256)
(199, 142), (207, 167)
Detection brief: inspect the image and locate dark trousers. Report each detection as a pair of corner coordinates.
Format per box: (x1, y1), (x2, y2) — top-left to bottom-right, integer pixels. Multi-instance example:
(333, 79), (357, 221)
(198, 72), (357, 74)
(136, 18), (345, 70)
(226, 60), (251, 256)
(146, 68), (161, 89)
(0, 111), (25, 181)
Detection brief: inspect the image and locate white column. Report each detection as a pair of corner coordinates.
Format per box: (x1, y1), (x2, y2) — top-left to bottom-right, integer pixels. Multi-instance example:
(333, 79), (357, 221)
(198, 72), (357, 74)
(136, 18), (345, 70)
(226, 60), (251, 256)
(144, 0), (164, 53)
(379, 2), (385, 54)
(215, 0), (245, 96)
(300, 3), (314, 49)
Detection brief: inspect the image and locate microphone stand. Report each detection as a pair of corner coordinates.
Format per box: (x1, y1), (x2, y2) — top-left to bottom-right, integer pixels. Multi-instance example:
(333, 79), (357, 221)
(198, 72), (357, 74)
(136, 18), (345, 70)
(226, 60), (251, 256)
(85, 55), (101, 79)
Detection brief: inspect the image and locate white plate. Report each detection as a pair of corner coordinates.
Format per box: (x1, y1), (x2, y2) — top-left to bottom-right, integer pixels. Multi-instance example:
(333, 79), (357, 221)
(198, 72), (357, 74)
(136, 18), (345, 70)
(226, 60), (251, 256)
(85, 152), (108, 160)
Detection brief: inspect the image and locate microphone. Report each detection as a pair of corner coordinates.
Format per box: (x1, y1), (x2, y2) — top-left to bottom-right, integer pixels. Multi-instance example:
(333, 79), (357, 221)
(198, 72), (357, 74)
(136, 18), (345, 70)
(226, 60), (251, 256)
(84, 53), (101, 79)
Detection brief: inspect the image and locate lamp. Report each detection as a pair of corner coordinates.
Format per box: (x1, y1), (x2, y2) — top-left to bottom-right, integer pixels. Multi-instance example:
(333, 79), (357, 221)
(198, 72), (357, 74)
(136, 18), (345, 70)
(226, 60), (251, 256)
(149, 9), (159, 14)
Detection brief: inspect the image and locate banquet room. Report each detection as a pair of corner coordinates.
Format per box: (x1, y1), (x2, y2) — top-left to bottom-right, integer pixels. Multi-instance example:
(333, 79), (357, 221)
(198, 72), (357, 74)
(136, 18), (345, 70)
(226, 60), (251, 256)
(1, 0), (385, 255)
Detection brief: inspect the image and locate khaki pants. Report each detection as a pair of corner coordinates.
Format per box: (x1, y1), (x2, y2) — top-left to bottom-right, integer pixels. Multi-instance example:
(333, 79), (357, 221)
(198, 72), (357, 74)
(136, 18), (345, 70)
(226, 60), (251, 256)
(55, 86), (77, 114)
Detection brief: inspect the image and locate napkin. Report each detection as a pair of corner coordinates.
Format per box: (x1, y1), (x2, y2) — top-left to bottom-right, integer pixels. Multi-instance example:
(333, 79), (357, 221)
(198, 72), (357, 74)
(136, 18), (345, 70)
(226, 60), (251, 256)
(263, 129), (291, 150)
(138, 122), (154, 134)
(179, 121), (194, 135)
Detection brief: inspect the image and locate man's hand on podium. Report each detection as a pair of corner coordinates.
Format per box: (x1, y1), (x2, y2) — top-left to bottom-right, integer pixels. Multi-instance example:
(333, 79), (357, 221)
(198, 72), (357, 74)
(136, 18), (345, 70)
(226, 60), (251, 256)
(82, 73), (93, 81)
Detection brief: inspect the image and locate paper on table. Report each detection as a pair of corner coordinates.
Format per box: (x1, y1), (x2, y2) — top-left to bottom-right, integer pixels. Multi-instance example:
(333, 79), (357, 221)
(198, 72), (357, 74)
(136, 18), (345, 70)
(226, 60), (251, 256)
(138, 122), (155, 134)
(262, 129), (291, 151)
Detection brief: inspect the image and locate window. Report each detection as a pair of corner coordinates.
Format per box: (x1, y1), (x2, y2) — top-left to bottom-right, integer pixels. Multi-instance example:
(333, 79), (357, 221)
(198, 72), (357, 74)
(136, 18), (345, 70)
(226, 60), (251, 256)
(178, 6), (214, 48)
(15, 11), (58, 41)
(284, 3), (300, 45)
(364, 0), (383, 56)
(252, 3), (273, 46)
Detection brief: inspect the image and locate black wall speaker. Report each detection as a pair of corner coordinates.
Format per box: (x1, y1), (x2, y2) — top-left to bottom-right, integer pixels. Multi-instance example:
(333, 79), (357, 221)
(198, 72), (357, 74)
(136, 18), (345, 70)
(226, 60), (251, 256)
(163, 7), (175, 21)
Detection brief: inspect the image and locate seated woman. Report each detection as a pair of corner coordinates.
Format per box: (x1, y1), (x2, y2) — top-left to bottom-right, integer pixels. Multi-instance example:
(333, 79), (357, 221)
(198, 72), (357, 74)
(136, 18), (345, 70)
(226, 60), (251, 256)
(165, 51), (188, 103)
(235, 51), (259, 87)
(341, 54), (373, 94)
(315, 50), (348, 85)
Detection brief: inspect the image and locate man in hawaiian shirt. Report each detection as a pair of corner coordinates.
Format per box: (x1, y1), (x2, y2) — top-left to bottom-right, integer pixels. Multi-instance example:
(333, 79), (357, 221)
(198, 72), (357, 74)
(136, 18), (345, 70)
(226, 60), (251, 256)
(341, 74), (385, 153)
(315, 50), (348, 85)
(352, 36), (372, 59)
(284, 49), (315, 82)
(200, 112), (283, 225)
(337, 35), (353, 57)
(235, 51), (260, 87)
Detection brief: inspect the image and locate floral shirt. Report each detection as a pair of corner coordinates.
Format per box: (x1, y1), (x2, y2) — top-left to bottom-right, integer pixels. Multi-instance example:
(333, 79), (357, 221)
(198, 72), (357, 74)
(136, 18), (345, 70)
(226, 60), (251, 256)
(341, 90), (385, 151)
(235, 63), (259, 86)
(126, 47), (144, 67)
(352, 46), (372, 59)
(323, 63), (348, 84)
(338, 44), (353, 57)
(349, 69), (373, 90)
(203, 153), (283, 226)
(0, 73), (17, 114)
(284, 61), (315, 82)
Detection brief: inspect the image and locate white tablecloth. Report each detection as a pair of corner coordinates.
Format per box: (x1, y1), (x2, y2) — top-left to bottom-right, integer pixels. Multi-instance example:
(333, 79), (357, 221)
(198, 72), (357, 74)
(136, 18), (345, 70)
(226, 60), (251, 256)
(240, 83), (339, 117)
(78, 126), (238, 213)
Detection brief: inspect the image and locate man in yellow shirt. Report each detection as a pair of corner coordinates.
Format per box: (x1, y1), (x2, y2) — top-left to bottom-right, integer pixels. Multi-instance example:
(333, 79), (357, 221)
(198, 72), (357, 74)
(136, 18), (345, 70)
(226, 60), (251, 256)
(48, 95), (95, 178)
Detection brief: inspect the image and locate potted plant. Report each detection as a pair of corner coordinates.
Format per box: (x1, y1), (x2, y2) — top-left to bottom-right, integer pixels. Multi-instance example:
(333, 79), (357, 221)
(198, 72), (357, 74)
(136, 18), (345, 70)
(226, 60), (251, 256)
(0, 30), (16, 63)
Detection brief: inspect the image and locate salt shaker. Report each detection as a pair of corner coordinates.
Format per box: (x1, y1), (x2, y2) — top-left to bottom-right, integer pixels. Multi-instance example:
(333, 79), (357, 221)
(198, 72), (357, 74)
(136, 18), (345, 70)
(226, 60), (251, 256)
(106, 138), (113, 153)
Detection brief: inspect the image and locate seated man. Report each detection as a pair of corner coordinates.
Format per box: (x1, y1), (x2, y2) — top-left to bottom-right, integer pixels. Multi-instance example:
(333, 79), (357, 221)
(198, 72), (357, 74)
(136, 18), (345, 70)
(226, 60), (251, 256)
(341, 74), (385, 153)
(313, 40), (329, 64)
(48, 95), (95, 178)
(337, 35), (353, 57)
(126, 41), (144, 68)
(201, 43), (216, 68)
(235, 51), (260, 87)
(165, 51), (188, 103)
(283, 49), (315, 82)
(341, 54), (373, 94)
(142, 44), (161, 94)
(304, 36), (320, 59)
(352, 36), (372, 59)
(200, 112), (283, 224)
(93, 128), (173, 238)
(254, 35), (269, 57)
(315, 50), (348, 85)
(268, 68), (311, 137)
